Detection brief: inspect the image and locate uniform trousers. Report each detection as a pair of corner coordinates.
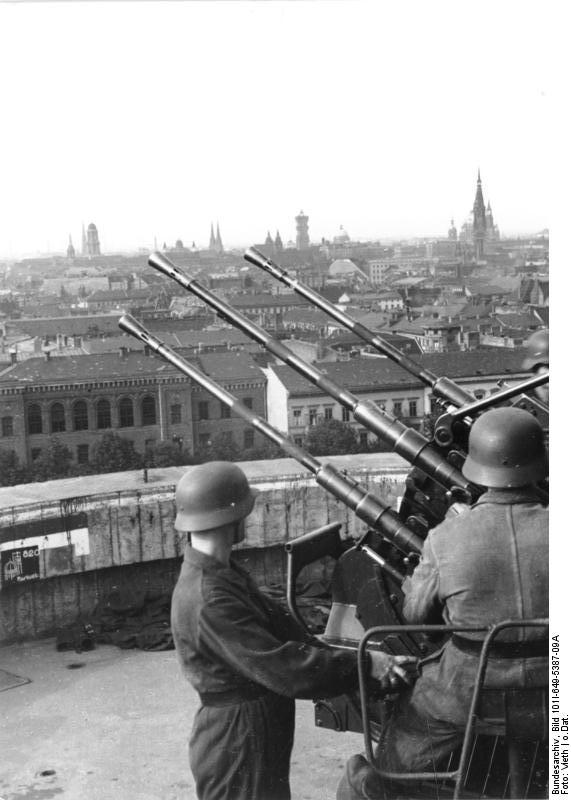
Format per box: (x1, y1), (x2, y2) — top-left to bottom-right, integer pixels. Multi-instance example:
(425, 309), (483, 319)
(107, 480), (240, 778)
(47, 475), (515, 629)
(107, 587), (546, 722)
(189, 691), (295, 800)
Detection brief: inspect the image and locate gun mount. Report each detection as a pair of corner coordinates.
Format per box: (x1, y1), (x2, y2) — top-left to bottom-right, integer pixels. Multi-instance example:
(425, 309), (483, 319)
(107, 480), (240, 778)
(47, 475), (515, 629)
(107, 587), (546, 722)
(148, 252), (477, 506)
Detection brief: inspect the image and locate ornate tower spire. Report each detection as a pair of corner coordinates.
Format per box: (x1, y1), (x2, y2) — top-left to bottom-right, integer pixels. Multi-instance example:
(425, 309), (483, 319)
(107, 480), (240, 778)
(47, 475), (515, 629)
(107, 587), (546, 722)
(274, 230), (283, 252)
(67, 234), (75, 259)
(215, 222), (223, 253)
(472, 170), (487, 260)
(209, 223), (216, 251)
(81, 223), (87, 256)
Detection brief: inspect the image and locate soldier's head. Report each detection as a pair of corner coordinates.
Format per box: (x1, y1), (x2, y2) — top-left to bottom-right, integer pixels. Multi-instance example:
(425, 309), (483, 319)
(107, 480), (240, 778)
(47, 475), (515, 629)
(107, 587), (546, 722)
(462, 407), (547, 489)
(523, 329), (549, 404)
(174, 461), (258, 547)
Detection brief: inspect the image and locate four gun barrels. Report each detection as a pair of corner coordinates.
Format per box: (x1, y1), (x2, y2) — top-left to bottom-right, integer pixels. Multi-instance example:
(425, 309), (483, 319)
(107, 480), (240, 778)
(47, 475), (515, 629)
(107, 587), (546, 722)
(118, 313), (423, 557)
(148, 251), (476, 502)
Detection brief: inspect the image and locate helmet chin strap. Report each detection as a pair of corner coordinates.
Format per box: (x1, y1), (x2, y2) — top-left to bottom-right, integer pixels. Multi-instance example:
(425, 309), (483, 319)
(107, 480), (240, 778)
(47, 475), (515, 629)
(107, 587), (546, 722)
(232, 519), (245, 546)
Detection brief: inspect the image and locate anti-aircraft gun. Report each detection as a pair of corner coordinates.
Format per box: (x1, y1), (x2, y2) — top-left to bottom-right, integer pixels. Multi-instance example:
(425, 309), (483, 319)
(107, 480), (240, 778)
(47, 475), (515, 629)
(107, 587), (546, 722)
(124, 250), (549, 795)
(142, 249), (548, 712)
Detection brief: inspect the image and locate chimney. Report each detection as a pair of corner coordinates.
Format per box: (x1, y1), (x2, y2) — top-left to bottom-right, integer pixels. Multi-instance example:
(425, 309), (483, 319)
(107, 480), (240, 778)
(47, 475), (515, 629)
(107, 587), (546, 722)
(9, 348), (17, 366)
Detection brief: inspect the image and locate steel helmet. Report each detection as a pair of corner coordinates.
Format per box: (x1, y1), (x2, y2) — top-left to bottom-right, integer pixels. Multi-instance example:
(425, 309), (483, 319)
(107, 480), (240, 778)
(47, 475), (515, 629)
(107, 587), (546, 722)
(523, 329), (549, 371)
(174, 461), (258, 532)
(462, 407), (547, 488)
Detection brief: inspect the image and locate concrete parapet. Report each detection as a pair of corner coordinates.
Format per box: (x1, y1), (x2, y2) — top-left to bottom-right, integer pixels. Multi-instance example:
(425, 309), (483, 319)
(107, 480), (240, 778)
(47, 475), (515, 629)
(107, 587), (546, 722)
(0, 453), (409, 643)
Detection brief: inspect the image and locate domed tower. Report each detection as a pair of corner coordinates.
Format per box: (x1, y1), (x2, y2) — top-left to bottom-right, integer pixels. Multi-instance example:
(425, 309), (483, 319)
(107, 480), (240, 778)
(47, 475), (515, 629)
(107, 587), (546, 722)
(295, 210), (309, 250)
(67, 234), (76, 259)
(472, 170), (487, 260)
(448, 219), (457, 240)
(86, 223), (101, 256)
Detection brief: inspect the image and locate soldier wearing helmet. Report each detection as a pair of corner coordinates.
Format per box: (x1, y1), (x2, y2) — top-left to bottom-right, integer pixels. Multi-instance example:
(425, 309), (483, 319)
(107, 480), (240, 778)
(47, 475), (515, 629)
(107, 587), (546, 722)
(170, 461), (414, 800)
(523, 329), (549, 404)
(338, 407), (548, 800)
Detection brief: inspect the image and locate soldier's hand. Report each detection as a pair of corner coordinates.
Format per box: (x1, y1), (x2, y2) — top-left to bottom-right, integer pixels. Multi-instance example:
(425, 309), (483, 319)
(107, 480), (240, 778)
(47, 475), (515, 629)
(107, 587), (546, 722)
(368, 651), (419, 693)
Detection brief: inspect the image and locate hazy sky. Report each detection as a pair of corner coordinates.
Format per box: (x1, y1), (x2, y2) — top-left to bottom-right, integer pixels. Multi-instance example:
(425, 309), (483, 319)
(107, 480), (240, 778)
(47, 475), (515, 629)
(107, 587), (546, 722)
(0, 0), (560, 258)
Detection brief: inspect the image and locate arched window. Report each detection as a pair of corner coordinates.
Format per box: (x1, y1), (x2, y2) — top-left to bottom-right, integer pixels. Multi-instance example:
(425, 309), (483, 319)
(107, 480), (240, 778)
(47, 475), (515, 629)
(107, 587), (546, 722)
(96, 399), (112, 429)
(50, 402), (66, 433)
(119, 397), (134, 428)
(27, 403), (43, 435)
(141, 395), (156, 426)
(73, 400), (89, 431)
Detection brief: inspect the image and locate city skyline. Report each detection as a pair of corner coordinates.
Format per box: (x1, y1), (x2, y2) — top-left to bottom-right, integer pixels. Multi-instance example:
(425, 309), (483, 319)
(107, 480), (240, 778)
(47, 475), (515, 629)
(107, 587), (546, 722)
(0, 1), (559, 259)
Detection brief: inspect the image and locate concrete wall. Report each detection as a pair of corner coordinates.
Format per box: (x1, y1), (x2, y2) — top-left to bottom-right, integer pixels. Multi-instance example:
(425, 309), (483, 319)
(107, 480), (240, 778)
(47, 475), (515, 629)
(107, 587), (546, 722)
(0, 454), (409, 643)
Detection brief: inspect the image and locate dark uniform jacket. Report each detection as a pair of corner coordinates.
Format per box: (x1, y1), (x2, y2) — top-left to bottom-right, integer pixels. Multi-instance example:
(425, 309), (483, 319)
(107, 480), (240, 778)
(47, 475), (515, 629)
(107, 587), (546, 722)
(171, 544), (361, 702)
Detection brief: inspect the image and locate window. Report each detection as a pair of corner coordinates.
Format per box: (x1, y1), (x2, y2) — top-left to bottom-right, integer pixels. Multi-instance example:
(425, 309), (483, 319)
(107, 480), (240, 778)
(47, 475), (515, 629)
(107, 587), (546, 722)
(408, 400), (417, 417)
(220, 402), (231, 419)
(243, 397), (253, 410)
(342, 407), (350, 422)
(393, 401), (402, 417)
(96, 399), (111, 429)
(170, 404), (182, 425)
(376, 400), (386, 412)
(119, 398), (134, 428)
(244, 430), (254, 449)
(308, 407), (318, 426)
(142, 395), (157, 426)
(324, 406), (333, 420)
(292, 408), (302, 426)
(359, 431), (368, 446)
(198, 401), (209, 421)
(198, 433), (210, 447)
(77, 444), (90, 464)
(1, 416), (13, 437)
(73, 400), (89, 431)
(294, 436), (304, 446)
(221, 431), (233, 444)
(31, 448), (42, 461)
(27, 404), (43, 435)
(50, 402), (66, 433)
(429, 396), (439, 415)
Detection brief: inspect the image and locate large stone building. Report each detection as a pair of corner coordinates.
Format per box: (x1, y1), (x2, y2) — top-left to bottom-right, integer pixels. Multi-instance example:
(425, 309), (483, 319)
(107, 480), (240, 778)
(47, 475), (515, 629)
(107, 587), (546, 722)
(0, 348), (267, 468)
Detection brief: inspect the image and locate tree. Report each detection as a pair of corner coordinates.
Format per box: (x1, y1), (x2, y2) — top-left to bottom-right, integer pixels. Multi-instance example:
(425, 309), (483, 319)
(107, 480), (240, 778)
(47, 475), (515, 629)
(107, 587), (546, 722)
(0, 448), (24, 486)
(30, 438), (73, 482)
(91, 432), (144, 473)
(305, 419), (359, 456)
(145, 441), (192, 468)
(241, 440), (284, 461)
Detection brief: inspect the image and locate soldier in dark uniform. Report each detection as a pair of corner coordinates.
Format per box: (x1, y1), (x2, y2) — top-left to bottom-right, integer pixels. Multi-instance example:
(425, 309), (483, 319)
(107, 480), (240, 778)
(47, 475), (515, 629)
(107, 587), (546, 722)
(170, 461), (415, 800)
(338, 407), (549, 799)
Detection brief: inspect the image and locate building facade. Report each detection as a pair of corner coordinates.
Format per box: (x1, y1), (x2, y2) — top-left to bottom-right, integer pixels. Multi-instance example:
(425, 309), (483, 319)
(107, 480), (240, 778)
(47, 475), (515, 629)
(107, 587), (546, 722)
(0, 349), (267, 468)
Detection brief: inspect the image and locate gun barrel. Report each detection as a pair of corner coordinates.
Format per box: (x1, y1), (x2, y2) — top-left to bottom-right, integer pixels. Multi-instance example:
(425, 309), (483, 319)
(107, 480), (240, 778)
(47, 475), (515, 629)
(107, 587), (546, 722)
(244, 247), (474, 408)
(118, 313), (423, 556)
(149, 251), (474, 500)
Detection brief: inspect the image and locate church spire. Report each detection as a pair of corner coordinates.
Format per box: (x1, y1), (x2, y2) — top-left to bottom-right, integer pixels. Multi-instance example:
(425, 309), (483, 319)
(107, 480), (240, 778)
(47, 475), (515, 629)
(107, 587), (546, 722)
(209, 223), (216, 251)
(472, 169), (487, 260)
(215, 222), (223, 253)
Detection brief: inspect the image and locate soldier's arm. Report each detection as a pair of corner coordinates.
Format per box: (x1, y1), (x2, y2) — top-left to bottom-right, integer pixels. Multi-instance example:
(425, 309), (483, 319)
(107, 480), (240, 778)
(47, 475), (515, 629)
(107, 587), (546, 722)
(402, 535), (443, 624)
